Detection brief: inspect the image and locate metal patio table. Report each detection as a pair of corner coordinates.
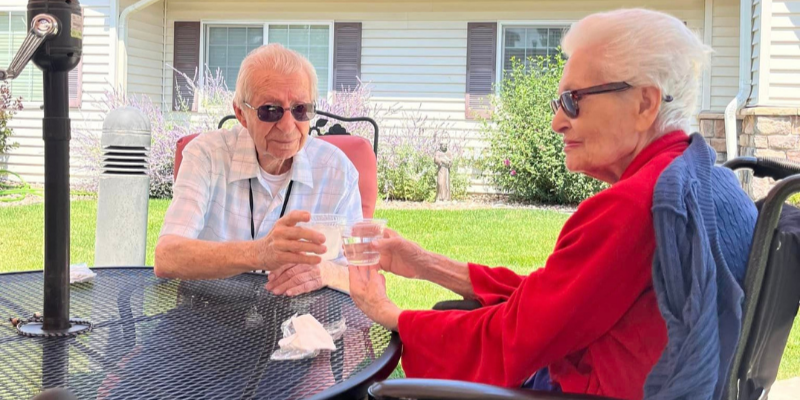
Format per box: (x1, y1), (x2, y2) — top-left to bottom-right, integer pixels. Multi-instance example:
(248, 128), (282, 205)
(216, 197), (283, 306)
(0, 267), (402, 400)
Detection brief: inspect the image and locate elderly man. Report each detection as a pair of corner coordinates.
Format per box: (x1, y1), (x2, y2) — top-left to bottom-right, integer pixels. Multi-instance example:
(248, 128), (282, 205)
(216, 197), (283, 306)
(155, 44), (360, 296)
(349, 8), (756, 400)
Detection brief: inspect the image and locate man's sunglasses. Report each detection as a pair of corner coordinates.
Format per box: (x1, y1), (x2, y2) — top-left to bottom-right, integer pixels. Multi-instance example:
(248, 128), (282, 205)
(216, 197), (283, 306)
(244, 102), (316, 123)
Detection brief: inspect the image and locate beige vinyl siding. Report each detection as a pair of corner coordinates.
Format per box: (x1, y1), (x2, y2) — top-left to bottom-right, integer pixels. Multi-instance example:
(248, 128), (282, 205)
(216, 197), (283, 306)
(162, 0), (703, 192)
(1, 0), (115, 183)
(124, 0), (166, 106)
(711, 0), (742, 110)
(750, 0), (762, 105)
(768, 0), (800, 105)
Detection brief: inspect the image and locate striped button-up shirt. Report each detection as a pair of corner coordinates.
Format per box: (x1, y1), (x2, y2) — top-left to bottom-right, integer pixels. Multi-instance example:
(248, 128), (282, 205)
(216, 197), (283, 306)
(160, 125), (363, 248)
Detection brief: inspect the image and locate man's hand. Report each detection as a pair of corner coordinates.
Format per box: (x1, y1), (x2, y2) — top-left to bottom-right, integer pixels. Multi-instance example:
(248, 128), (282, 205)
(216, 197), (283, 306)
(371, 228), (433, 280)
(252, 210), (327, 271)
(266, 262), (324, 296)
(349, 265), (401, 331)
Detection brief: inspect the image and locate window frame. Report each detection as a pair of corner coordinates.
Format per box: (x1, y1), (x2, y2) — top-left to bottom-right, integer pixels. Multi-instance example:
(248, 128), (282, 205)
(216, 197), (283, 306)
(495, 21), (574, 88)
(199, 20), (335, 99)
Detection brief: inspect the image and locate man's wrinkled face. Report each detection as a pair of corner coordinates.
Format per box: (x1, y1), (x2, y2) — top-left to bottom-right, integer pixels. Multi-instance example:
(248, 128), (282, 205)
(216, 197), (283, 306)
(235, 70), (312, 163)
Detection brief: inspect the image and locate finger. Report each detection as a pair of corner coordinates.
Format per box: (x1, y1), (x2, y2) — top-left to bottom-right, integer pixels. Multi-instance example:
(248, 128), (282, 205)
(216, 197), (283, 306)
(285, 277), (324, 296)
(275, 210), (311, 227)
(274, 240), (327, 255)
(272, 270), (318, 295)
(274, 226), (326, 244)
(383, 227), (400, 239)
(266, 264), (304, 290)
(371, 237), (402, 251)
(279, 253), (323, 267)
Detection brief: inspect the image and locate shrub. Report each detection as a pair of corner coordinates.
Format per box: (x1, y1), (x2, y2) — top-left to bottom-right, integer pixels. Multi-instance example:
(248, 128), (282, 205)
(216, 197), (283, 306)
(74, 74), (469, 202)
(482, 55), (606, 205)
(316, 81), (469, 201)
(0, 81), (23, 157)
(73, 68), (233, 197)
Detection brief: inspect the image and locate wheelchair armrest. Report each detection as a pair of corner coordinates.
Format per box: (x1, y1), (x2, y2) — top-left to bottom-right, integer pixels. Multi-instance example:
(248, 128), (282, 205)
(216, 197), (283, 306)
(432, 299), (483, 311)
(368, 379), (621, 400)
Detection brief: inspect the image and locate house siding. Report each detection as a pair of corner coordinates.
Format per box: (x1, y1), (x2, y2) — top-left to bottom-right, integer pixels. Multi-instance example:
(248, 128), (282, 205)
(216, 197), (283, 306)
(123, 0), (166, 106)
(158, 0), (704, 193)
(768, 0), (800, 105)
(1, 0), (116, 182)
(711, 0), (742, 110)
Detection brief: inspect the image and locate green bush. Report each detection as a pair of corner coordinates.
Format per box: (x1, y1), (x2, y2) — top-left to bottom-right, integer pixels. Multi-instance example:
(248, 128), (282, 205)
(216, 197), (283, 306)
(482, 55), (606, 205)
(790, 194), (800, 207)
(378, 144), (469, 202)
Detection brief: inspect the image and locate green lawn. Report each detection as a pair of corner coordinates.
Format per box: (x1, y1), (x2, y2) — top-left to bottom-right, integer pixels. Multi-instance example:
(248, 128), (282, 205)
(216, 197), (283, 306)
(1, 199), (798, 380)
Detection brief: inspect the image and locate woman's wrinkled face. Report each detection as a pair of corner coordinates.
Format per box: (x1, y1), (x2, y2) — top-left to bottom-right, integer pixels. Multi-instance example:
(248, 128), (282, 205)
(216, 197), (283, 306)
(551, 47), (655, 183)
(235, 70), (312, 163)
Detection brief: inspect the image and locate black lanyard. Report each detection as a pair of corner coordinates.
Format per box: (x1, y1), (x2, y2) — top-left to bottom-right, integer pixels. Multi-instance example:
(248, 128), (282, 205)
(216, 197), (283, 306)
(249, 178), (293, 240)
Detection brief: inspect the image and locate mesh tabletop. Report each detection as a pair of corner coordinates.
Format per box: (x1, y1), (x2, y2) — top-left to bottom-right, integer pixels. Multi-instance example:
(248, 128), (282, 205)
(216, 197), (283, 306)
(0, 268), (400, 400)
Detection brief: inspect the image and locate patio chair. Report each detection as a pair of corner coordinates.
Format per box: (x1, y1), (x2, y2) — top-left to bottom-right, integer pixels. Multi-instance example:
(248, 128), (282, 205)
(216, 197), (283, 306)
(369, 156), (800, 400)
(173, 110), (379, 218)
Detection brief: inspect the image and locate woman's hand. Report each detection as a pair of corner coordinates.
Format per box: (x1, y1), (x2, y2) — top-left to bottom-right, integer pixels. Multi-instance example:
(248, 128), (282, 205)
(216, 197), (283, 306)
(371, 228), (433, 280)
(349, 265), (401, 331)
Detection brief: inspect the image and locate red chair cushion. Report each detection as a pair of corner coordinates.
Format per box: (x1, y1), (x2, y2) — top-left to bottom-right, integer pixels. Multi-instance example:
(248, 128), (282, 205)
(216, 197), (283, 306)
(173, 133), (200, 182)
(316, 135), (378, 219)
(172, 133), (378, 218)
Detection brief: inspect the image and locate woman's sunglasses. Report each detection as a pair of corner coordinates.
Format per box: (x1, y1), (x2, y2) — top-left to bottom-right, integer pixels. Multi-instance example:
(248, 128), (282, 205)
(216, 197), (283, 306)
(550, 82), (633, 119)
(243, 102), (316, 123)
(550, 82), (675, 119)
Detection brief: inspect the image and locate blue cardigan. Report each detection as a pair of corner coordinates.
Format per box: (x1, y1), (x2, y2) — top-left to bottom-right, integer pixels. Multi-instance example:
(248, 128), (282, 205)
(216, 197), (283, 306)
(645, 133), (757, 399)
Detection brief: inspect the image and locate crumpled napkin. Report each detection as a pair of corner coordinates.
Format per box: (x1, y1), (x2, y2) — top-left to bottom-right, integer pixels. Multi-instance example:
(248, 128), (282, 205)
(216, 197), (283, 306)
(270, 314), (346, 361)
(70, 263), (96, 284)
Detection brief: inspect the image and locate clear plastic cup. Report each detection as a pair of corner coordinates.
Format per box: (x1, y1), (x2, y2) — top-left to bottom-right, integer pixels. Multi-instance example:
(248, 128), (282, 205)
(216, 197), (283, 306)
(297, 214), (346, 261)
(341, 219), (387, 266)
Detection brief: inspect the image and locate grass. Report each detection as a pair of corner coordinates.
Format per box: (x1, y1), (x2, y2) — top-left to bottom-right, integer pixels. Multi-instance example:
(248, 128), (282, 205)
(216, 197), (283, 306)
(0, 199), (798, 380)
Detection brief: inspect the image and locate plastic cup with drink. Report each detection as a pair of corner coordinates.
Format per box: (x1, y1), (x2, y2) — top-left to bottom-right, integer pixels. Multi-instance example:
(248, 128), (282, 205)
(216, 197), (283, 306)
(341, 219), (387, 266)
(297, 214), (347, 261)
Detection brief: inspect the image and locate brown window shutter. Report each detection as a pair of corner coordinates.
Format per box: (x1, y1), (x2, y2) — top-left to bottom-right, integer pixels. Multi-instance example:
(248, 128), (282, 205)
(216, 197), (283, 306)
(69, 60), (82, 108)
(173, 21), (201, 111)
(332, 22), (362, 92)
(466, 22), (497, 119)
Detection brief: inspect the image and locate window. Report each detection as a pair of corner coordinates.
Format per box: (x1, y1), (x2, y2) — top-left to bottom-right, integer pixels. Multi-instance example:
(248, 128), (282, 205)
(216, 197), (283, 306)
(268, 25), (330, 97)
(501, 26), (566, 75)
(204, 23), (331, 97)
(0, 11), (43, 102)
(206, 26), (263, 90)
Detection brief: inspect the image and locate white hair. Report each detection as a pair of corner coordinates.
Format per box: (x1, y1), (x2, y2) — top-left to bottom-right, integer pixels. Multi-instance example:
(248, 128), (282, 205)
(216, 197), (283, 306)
(561, 8), (712, 134)
(233, 43), (318, 106)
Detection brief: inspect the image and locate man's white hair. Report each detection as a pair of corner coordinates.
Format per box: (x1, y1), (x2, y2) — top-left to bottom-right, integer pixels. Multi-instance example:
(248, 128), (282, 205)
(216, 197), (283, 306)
(233, 43), (318, 106)
(561, 8), (712, 134)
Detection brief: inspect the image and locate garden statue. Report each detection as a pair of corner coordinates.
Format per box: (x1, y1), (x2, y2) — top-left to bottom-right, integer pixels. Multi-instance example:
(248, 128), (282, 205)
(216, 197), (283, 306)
(434, 141), (452, 202)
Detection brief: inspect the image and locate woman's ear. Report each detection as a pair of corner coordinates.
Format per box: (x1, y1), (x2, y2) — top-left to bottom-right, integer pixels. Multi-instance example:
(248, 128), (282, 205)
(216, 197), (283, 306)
(635, 86), (662, 132)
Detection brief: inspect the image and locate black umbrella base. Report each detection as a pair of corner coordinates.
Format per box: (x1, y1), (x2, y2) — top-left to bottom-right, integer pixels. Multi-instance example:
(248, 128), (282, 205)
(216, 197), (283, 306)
(17, 319), (92, 338)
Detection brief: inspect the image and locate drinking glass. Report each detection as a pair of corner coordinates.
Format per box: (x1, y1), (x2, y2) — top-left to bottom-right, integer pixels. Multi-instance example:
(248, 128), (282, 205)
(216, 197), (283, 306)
(341, 219), (387, 266)
(297, 214), (346, 261)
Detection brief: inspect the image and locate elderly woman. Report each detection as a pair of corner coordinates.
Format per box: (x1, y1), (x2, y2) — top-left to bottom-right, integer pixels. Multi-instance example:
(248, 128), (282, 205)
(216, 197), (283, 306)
(349, 9), (754, 400)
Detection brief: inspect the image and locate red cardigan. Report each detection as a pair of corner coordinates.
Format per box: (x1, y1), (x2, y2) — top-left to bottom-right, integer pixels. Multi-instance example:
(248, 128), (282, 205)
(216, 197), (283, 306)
(397, 132), (691, 400)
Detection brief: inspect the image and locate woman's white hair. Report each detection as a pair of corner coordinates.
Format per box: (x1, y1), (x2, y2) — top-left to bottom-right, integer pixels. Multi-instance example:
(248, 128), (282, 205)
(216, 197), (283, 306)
(561, 8), (712, 134)
(233, 43), (318, 106)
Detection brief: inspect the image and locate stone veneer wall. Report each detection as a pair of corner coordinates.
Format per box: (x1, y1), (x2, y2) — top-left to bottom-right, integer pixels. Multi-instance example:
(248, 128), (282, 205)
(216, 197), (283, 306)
(698, 108), (799, 199)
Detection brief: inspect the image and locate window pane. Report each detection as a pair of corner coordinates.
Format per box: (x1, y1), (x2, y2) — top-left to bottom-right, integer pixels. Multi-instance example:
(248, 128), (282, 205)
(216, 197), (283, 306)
(268, 24), (331, 97)
(502, 26), (566, 76)
(288, 25), (310, 47)
(248, 28), (264, 46)
(206, 25), (262, 89)
(208, 27), (228, 45)
(0, 12), (43, 102)
(504, 28), (525, 48)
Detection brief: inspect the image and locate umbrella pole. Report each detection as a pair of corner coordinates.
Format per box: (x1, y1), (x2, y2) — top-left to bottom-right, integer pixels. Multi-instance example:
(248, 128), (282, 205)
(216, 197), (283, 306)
(2, 0), (91, 337)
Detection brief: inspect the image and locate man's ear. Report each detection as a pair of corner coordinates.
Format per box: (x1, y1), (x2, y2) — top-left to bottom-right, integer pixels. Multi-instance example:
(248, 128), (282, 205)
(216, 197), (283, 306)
(233, 101), (248, 129)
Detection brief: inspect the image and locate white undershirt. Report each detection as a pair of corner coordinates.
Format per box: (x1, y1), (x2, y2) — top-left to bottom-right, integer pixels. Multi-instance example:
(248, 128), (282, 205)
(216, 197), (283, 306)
(258, 167), (290, 197)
